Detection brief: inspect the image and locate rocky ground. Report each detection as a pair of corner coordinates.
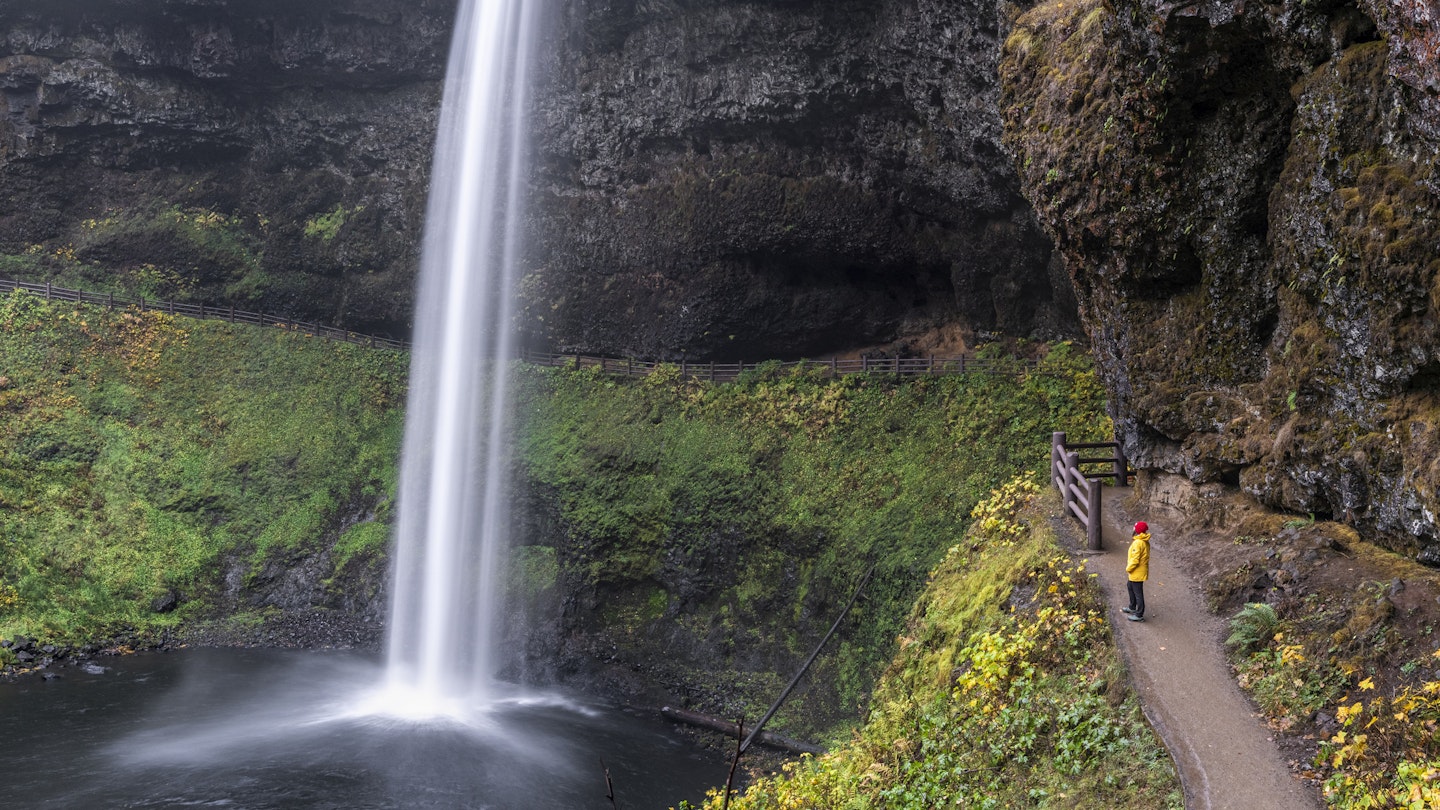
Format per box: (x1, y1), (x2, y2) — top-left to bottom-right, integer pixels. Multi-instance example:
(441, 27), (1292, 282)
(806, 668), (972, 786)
(1080, 472), (1440, 806)
(0, 608), (382, 680)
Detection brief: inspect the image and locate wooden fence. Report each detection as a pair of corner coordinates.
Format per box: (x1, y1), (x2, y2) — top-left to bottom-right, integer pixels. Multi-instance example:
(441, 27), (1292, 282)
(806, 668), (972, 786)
(0, 278), (411, 351)
(519, 350), (1035, 381)
(2, 277), (1045, 380)
(1051, 431), (1131, 550)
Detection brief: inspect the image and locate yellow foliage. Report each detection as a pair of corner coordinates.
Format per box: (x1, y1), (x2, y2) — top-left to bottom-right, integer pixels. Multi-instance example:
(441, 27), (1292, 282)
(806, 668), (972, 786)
(1321, 678), (1440, 805)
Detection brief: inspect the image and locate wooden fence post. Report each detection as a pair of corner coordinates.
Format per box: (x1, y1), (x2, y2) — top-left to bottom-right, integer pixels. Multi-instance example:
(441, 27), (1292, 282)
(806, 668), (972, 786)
(1114, 441), (1129, 487)
(1060, 448), (1075, 516)
(1051, 432), (1067, 492)
(1088, 478), (1103, 550)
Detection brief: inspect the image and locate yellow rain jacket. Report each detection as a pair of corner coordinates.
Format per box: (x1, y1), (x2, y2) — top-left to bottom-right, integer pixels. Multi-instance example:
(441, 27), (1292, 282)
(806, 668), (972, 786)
(1127, 532), (1151, 582)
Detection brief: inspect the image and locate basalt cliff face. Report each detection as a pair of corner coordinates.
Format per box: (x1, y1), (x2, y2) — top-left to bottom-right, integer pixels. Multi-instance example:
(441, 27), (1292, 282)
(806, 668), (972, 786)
(526, 0), (1076, 359)
(0, 0), (1076, 355)
(0, 0), (452, 332)
(1000, 0), (1440, 561)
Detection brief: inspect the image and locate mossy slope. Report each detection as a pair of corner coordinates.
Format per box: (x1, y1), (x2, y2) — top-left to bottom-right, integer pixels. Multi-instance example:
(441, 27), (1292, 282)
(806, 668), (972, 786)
(696, 483), (1180, 809)
(511, 346), (1112, 738)
(0, 291), (406, 645)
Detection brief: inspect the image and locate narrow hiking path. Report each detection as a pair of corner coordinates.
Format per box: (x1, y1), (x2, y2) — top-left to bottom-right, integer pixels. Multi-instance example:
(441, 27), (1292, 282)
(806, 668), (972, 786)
(1073, 487), (1322, 810)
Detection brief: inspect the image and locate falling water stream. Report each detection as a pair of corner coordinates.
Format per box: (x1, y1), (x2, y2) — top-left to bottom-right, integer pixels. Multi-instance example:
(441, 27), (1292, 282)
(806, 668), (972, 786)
(0, 1), (729, 805)
(383, 0), (536, 716)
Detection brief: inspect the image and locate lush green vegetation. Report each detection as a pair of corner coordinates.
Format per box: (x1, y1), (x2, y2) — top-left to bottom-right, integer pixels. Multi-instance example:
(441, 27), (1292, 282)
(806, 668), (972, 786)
(1, 204), (271, 302)
(0, 291), (406, 645)
(1, 292), (1123, 779)
(513, 344), (1113, 733)
(689, 480), (1180, 809)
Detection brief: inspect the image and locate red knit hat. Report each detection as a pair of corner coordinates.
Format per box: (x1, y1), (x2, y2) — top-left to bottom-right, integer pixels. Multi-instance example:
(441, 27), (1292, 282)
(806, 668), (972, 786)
(1134, 521), (1148, 534)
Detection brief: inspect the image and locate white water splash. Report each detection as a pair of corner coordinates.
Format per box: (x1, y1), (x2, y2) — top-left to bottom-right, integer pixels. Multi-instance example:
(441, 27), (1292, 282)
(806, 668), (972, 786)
(383, 0), (542, 716)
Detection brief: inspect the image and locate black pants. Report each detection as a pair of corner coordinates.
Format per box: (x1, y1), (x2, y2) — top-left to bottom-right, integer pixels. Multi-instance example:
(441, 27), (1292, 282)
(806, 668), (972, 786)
(1127, 580), (1145, 617)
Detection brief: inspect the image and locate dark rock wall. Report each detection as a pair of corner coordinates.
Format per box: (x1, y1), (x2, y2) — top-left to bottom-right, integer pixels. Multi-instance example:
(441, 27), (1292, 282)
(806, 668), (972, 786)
(1000, 0), (1440, 561)
(0, 0), (1077, 353)
(526, 0), (1075, 359)
(0, 0), (453, 332)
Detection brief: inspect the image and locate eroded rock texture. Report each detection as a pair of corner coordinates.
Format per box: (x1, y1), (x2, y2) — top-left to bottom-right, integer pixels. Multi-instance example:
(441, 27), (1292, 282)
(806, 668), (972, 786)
(0, 0), (1077, 354)
(526, 0), (1075, 359)
(0, 0), (453, 332)
(1000, 0), (1440, 560)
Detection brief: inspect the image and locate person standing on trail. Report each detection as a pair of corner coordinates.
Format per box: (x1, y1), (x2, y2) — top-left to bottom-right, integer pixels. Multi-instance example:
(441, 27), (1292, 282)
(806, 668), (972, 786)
(1122, 521), (1151, 622)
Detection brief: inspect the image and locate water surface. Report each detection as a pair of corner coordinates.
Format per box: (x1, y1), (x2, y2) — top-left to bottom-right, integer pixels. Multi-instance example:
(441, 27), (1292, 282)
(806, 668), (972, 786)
(0, 648), (726, 809)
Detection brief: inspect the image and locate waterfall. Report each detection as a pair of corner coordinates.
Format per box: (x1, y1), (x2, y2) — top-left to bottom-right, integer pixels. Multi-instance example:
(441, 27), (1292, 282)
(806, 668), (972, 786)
(382, 0), (541, 717)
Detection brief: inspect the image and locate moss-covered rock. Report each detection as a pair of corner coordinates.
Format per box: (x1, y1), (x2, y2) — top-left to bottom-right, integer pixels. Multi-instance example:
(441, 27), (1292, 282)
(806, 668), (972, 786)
(1000, 0), (1440, 561)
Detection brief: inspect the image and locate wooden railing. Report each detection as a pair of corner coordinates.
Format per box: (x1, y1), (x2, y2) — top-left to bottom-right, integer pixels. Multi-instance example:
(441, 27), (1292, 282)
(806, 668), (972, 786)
(1051, 431), (1131, 550)
(519, 350), (1035, 381)
(0, 278), (411, 351)
(2, 277), (1046, 380)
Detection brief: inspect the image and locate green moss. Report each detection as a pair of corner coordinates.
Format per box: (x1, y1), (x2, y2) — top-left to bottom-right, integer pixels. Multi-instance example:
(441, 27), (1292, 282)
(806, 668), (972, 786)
(516, 341), (1112, 736)
(510, 546), (559, 598)
(1, 203), (271, 305)
(0, 291), (407, 644)
(600, 582), (671, 632)
(333, 521), (390, 571)
(303, 204), (364, 243)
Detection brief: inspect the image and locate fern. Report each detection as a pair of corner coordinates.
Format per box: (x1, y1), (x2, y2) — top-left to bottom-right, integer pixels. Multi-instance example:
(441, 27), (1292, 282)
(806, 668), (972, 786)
(1226, 602), (1280, 654)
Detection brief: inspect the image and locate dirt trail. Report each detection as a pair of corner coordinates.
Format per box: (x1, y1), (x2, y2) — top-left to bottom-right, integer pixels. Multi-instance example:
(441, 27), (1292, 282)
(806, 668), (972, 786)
(1076, 488), (1321, 810)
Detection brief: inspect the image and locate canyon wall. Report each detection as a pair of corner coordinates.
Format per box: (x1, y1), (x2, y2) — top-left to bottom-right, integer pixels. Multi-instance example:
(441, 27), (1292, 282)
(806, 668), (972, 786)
(0, 0), (452, 332)
(1000, 0), (1440, 560)
(0, 0), (1076, 355)
(526, 0), (1075, 359)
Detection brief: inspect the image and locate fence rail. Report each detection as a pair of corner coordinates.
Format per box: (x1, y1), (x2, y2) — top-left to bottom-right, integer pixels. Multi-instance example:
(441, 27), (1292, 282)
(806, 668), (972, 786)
(1051, 431), (1131, 550)
(519, 350), (1035, 381)
(0, 278), (412, 351)
(3, 277), (1047, 380)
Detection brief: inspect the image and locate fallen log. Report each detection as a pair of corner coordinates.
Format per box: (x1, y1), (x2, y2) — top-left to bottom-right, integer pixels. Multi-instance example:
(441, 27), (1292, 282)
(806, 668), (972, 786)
(660, 707), (825, 756)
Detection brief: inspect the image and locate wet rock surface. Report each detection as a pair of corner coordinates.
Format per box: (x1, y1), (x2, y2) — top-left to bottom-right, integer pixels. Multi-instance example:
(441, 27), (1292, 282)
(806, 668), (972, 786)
(526, 0), (1077, 359)
(0, 0), (1078, 355)
(0, 0), (453, 335)
(1000, 0), (1440, 561)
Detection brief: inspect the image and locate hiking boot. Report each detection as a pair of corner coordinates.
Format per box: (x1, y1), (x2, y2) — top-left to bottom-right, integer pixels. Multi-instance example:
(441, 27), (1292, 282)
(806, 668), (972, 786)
(1121, 607), (1137, 615)
(1127, 614), (1144, 622)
